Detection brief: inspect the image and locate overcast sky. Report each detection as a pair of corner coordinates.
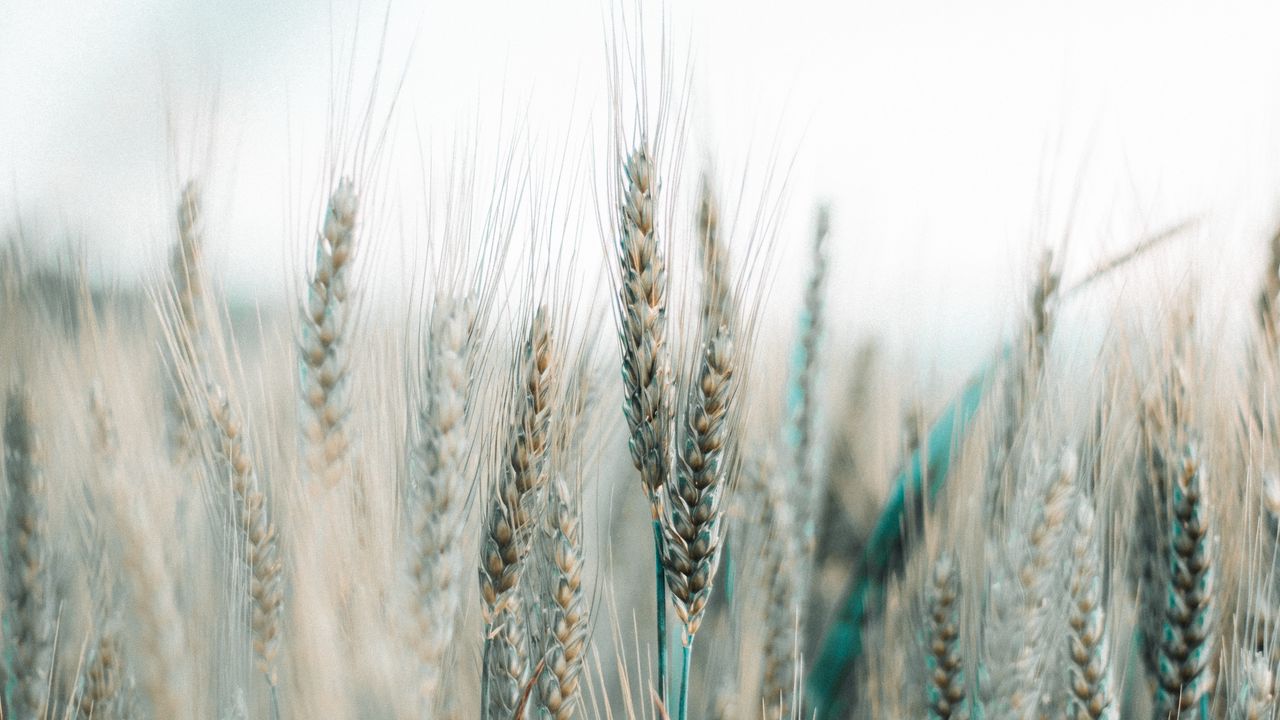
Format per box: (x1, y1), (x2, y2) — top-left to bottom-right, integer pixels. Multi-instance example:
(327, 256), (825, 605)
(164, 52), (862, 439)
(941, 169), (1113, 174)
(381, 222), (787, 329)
(5, 0), (1280, 389)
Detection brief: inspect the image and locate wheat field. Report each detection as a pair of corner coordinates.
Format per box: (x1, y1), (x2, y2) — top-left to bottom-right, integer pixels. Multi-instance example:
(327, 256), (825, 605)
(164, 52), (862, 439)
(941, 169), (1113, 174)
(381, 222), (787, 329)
(7, 5), (1280, 720)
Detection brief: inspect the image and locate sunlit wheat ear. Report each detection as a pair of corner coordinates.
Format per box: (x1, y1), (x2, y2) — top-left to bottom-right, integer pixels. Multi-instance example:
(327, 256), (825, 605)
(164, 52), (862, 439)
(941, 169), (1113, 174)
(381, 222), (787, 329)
(663, 325), (734, 641)
(408, 296), (476, 704)
(480, 307), (556, 719)
(208, 385), (285, 689)
(165, 179), (208, 463)
(300, 178), (357, 488)
(616, 145), (673, 506)
(1067, 498), (1115, 720)
(4, 390), (53, 720)
(925, 552), (965, 720)
(1232, 650), (1277, 720)
(536, 474), (588, 720)
(1154, 441), (1217, 718)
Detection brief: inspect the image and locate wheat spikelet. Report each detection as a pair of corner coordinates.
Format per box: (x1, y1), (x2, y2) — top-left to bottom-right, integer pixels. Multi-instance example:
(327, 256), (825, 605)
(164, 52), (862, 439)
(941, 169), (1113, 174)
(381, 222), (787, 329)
(663, 324), (735, 642)
(925, 552), (965, 720)
(300, 178), (358, 488)
(208, 385), (285, 688)
(408, 296), (475, 705)
(4, 389), (53, 720)
(615, 145), (673, 506)
(480, 307), (556, 718)
(1067, 497), (1115, 720)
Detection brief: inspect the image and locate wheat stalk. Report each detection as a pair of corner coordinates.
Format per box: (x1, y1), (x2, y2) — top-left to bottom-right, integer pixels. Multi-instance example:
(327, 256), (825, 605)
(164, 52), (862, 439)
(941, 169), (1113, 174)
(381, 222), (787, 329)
(614, 142), (675, 705)
(300, 178), (358, 489)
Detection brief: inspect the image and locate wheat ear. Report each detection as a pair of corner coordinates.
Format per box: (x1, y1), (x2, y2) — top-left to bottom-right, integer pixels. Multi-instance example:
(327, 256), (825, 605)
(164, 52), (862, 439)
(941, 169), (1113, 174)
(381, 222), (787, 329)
(300, 178), (357, 488)
(536, 474), (588, 720)
(3, 390), (53, 719)
(664, 323), (735, 720)
(409, 296), (475, 706)
(480, 307), (556, 719)
(696, 173), (732, 335)
(926, 552), (965, 720)
(789, 205), (830, 557)
(165, 179), (208, 464)
(1153, 441), (1216, 718)
(983, 449), (1076, 718)
(208, 386), (285, 691)
(759, 453), (800, 719)
(615, 143), (674, 703)
(1067, 497), (1115, 720)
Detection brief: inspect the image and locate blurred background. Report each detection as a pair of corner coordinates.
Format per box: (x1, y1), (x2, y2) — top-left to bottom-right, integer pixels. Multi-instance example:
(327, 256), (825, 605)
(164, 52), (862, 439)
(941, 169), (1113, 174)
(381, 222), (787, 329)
(5, 0), (1280, 391)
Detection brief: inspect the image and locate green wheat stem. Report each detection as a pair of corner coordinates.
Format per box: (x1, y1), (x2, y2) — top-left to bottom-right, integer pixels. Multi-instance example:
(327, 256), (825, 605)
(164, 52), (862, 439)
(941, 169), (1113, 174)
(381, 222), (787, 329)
(480, 635), (491, 720)
(678, 639), (693, 720)
(807, 358), (994, 719)
(652, 518), (668, 706)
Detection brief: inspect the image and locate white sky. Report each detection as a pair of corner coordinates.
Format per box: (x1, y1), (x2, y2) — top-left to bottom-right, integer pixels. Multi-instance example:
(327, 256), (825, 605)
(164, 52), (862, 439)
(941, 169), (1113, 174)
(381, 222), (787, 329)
(5, 0), (1280, 389)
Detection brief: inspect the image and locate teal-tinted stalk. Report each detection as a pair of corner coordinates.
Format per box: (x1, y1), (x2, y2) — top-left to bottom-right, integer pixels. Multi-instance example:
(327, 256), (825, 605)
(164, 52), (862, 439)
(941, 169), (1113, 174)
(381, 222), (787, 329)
(652, 519), (668, 703)
(807, 364), (992, 719)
